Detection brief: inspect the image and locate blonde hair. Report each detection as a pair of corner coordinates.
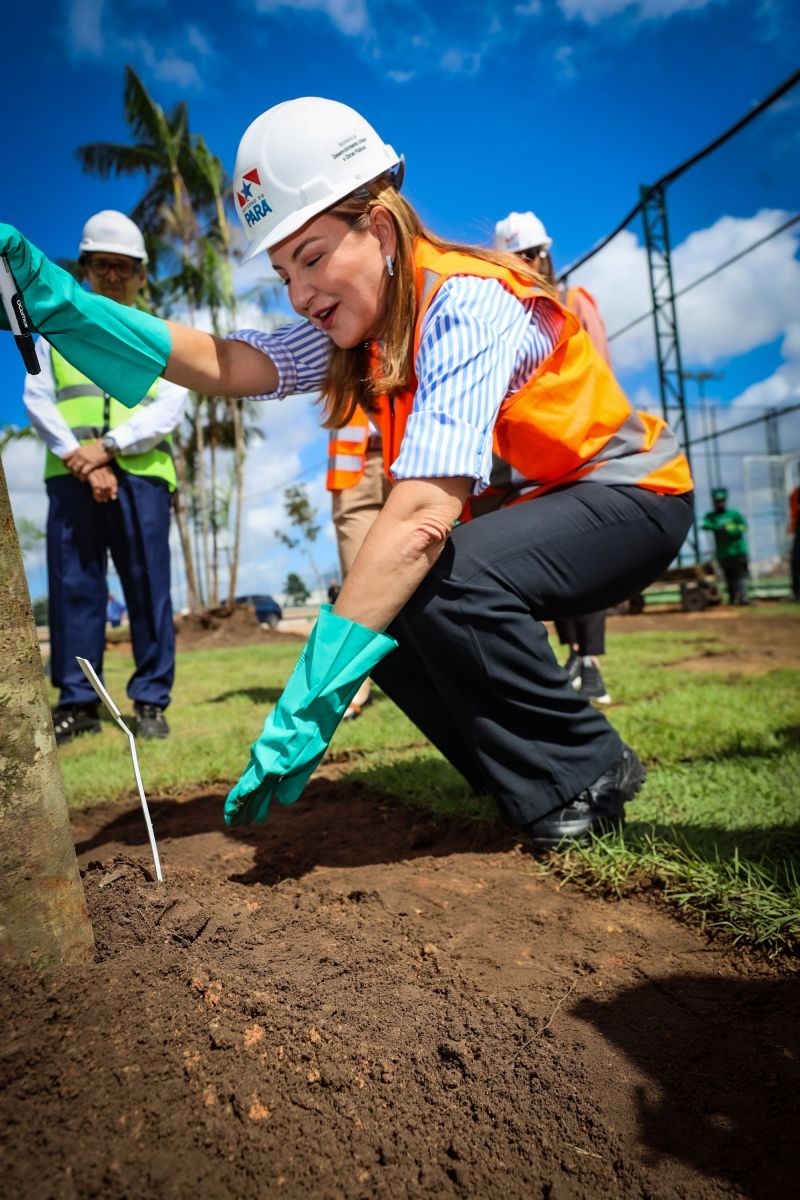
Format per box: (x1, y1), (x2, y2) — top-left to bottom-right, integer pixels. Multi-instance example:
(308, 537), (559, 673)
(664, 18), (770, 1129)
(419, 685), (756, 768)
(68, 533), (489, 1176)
(321, 179), (553, 428)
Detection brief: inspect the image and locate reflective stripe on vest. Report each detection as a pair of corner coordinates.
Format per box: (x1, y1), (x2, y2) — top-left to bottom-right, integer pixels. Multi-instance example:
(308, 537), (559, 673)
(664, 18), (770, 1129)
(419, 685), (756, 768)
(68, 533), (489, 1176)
(46, 347), (177, 491)
(326, 406), (370, 491)
(369, 238), (692, 519)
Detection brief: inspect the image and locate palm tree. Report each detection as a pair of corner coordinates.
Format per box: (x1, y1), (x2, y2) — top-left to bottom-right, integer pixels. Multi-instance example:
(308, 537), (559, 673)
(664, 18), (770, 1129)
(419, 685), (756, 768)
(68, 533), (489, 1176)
(75, 66), (280, 612)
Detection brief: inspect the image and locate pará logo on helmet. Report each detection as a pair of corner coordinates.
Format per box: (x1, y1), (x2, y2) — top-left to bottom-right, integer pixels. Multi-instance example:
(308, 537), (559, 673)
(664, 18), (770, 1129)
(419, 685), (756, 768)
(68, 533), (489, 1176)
(237, 168), (273, 228)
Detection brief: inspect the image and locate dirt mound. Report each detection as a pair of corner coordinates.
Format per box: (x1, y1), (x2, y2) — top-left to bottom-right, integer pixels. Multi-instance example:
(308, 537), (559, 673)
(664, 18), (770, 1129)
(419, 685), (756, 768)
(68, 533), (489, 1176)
(1, 783), (797, 1199)
(175, 604), (302, 650)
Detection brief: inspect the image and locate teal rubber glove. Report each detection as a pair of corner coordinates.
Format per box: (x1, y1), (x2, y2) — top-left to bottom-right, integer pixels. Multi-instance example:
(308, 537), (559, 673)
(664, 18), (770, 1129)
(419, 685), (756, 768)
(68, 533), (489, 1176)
(224, 605), (397, 827)
(0, 224), (171, 407)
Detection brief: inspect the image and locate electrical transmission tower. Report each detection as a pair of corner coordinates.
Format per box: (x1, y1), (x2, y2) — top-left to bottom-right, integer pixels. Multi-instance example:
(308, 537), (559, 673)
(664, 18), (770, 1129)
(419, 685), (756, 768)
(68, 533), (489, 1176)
(640, 183), (700, 561)
(764, 407), (787, 557)
(682, 370), (724, 491)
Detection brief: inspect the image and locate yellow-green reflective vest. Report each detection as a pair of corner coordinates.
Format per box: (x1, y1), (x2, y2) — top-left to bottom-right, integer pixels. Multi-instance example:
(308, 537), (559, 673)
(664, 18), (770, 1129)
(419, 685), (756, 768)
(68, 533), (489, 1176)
(46, 347), (177, 491)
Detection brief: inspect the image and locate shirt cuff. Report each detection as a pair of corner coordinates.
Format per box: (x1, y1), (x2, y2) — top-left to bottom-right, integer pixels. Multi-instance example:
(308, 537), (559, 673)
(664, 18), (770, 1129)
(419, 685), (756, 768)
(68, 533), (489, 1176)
(227, 329), (295, 399)
(390, 410), (493, 494)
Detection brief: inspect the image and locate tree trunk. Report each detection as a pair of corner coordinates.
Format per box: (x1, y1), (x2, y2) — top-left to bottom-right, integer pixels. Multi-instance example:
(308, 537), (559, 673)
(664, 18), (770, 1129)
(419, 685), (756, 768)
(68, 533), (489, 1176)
(210, 406), (219, 608)
(227, 399), (245, 608)
(0, 456), (94, 968)
(171, 448), (197, 615)
(194, 396), (211, 608)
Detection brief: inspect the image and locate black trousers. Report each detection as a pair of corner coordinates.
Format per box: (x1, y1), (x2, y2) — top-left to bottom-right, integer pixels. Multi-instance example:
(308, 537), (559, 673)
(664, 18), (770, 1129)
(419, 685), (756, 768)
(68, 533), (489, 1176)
(554, 611), (607, 656)
(372, 483), (693, 827)
(47, 470), (175, 708)
(720, 554), (749, 605)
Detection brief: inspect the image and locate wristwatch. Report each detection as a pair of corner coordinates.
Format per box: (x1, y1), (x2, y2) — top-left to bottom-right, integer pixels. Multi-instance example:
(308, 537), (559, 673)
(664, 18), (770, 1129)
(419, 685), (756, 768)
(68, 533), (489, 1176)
(101, 433), (119, 456)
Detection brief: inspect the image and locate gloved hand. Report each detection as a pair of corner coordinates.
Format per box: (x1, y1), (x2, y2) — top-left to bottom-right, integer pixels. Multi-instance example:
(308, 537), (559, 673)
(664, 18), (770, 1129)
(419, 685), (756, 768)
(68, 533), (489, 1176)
(224, 605), (397, 826)
(0, 224), (171, 407)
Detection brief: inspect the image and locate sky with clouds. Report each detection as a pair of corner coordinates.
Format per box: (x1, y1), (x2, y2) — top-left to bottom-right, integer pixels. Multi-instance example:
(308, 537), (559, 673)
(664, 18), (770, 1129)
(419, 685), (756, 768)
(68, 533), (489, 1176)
(2, 0), (799, 600)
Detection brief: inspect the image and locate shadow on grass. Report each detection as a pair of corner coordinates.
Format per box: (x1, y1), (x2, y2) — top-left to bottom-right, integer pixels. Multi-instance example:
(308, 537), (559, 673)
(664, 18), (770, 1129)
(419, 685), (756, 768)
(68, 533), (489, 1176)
(574, 975), (800, 1200)
(663, 723), (800, 765)
(624, 818), (800, 882)
(209, 686), (284, 706)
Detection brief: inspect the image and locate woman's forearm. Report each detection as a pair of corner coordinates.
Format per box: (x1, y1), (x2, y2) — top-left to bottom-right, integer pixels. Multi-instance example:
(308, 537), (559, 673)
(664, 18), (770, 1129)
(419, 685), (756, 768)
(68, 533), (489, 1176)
(333, 477), (470, 632)
(164, 322), (279, 396)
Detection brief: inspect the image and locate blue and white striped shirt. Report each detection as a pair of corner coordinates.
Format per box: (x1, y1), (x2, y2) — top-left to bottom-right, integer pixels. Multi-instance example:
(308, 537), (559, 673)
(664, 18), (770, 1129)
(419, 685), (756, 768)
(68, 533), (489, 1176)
(231, 276), (563, 493)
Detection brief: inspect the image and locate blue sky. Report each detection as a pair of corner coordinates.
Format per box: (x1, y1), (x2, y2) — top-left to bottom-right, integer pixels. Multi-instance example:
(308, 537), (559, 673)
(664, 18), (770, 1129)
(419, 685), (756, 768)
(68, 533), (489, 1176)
(2, 0), (799, 600)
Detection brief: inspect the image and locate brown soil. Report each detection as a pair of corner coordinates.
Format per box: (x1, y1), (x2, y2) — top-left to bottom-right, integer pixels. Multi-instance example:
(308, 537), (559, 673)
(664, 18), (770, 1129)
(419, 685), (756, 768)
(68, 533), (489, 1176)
(174, 604), (303, 650)
(2, 782), (798, 1199)
(605, 607), (800, 674)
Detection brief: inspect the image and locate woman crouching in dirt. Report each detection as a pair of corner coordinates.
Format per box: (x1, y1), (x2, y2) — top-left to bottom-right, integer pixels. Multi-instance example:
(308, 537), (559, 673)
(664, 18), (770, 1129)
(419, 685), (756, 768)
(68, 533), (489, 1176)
(0, 98), (693, 848)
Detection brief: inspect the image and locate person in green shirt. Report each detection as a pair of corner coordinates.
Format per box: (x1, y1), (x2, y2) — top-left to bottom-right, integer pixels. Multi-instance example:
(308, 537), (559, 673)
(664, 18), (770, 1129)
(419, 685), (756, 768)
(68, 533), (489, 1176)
(701, 487), (751, 605)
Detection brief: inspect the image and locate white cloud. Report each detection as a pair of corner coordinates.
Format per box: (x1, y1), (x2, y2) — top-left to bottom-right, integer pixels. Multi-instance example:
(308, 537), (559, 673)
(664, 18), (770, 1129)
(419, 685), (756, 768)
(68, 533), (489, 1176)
(63, 1), (214, 91)
(3, 438), (50, 586)
(574, 209), (800, 372)
(558, 0), (721, 22)
(251, 0), (370, 36)
(243, 0), (732, 82)
(127, 38), (203, 89)
(66, 0), (105, 55)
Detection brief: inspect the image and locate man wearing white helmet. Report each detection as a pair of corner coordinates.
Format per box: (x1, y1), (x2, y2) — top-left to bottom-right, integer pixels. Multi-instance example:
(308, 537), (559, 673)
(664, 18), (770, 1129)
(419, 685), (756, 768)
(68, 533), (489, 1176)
(1, 99), (694, 847)
(496, 210), (615, 706)
(21, 210), (188, 743)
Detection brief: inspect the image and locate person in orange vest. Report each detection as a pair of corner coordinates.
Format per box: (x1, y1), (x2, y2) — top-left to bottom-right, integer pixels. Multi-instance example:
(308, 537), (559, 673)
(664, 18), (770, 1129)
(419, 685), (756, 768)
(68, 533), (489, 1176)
(1, 98), (695, 848)
(495, 211), (614, 705)
(788, 470), (800, 602)
(326, 406), (390, 718)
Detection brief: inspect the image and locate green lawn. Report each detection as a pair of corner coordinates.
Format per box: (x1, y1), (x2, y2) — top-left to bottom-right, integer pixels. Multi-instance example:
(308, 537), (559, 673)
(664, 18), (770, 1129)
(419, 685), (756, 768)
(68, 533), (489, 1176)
(55, 607), (800, 954)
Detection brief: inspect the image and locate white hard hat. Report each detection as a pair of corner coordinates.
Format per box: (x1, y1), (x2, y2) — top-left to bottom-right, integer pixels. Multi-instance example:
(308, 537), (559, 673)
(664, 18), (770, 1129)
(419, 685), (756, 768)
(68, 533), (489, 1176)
(233, 97), (403, 261)
(79, 210), (148, 263)
(494, 211), (552, 254)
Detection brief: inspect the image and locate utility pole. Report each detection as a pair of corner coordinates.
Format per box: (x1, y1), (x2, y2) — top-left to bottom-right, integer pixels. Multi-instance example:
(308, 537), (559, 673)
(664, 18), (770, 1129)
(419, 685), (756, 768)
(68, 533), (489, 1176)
(682, 370), (724, 492)
(764, 407), (786, 559)
(640, 182), (700, 562)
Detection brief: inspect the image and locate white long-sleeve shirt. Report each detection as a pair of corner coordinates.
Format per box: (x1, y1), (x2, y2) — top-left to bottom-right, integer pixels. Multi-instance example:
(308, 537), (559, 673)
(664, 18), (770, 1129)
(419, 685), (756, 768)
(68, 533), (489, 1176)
(230, 276), (563, 493)
(23, 336), (188, 459)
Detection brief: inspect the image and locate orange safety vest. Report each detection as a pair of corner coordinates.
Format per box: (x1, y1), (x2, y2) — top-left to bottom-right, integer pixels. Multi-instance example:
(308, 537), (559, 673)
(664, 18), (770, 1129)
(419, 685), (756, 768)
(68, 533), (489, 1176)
(326, 405), (370, 491)
(562, 285), (593, 310)
(369, 238), (692, 519)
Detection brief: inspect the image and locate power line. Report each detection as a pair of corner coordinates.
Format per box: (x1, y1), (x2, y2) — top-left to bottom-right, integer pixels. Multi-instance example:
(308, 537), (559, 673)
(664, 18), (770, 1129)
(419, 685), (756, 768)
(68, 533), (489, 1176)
(607, 212), (800, 344)
(558, 68), (800, 282)
(239, 456), (328, 504)
(688, 402), (800, 447)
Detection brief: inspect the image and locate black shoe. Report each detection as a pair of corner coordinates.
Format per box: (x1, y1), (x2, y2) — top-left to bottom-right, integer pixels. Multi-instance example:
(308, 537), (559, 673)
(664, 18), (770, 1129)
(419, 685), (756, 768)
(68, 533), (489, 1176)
(564, 650), (581, 688)
(52, 703), (101, 746)
(133, 703), (170, 739)
(578, 658), (611, 705)
(525, 746), (646, 850)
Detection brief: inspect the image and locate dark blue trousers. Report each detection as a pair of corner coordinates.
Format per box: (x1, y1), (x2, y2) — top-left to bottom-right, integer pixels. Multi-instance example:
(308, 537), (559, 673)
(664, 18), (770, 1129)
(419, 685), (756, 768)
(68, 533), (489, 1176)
(46, 469), (175, 708)
(372, 484), (694, 827)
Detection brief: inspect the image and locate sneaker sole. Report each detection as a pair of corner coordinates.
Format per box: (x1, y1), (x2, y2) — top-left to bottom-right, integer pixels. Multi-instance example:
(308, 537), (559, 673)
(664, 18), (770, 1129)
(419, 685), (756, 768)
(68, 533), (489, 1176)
(526, 749), (647, 851)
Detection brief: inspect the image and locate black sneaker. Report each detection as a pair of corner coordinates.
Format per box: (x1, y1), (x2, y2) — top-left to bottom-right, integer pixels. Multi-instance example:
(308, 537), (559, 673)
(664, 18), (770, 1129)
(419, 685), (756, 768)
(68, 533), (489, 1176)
(525, 745), (646, 850)
(133, 703), (170, 739)
(578, 658), (611, 705)
(564, 650), (582, 689)
(52, 703), (101, 746)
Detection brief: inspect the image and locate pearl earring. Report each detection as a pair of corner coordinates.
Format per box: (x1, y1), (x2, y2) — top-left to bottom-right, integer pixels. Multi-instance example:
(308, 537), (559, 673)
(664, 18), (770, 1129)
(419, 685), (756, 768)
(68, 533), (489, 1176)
(385, 255), (394, 277)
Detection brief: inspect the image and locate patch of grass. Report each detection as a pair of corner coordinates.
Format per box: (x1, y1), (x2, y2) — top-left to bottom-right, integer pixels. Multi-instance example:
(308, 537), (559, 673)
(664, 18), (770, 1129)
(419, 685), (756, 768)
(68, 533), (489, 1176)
(54, 609), (800, 953)
(537, 832), (800, 957)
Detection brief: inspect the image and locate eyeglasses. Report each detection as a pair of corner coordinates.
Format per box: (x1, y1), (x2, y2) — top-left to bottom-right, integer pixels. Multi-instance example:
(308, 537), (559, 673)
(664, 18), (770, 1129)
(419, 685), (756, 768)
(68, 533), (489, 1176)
(85, 256), (143, 280)
(521, 247), (549, 263)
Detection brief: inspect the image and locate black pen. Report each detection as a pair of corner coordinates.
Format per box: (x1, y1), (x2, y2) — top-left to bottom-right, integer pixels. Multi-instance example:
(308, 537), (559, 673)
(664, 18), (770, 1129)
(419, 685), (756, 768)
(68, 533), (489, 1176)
(0, 254), (40, 375)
